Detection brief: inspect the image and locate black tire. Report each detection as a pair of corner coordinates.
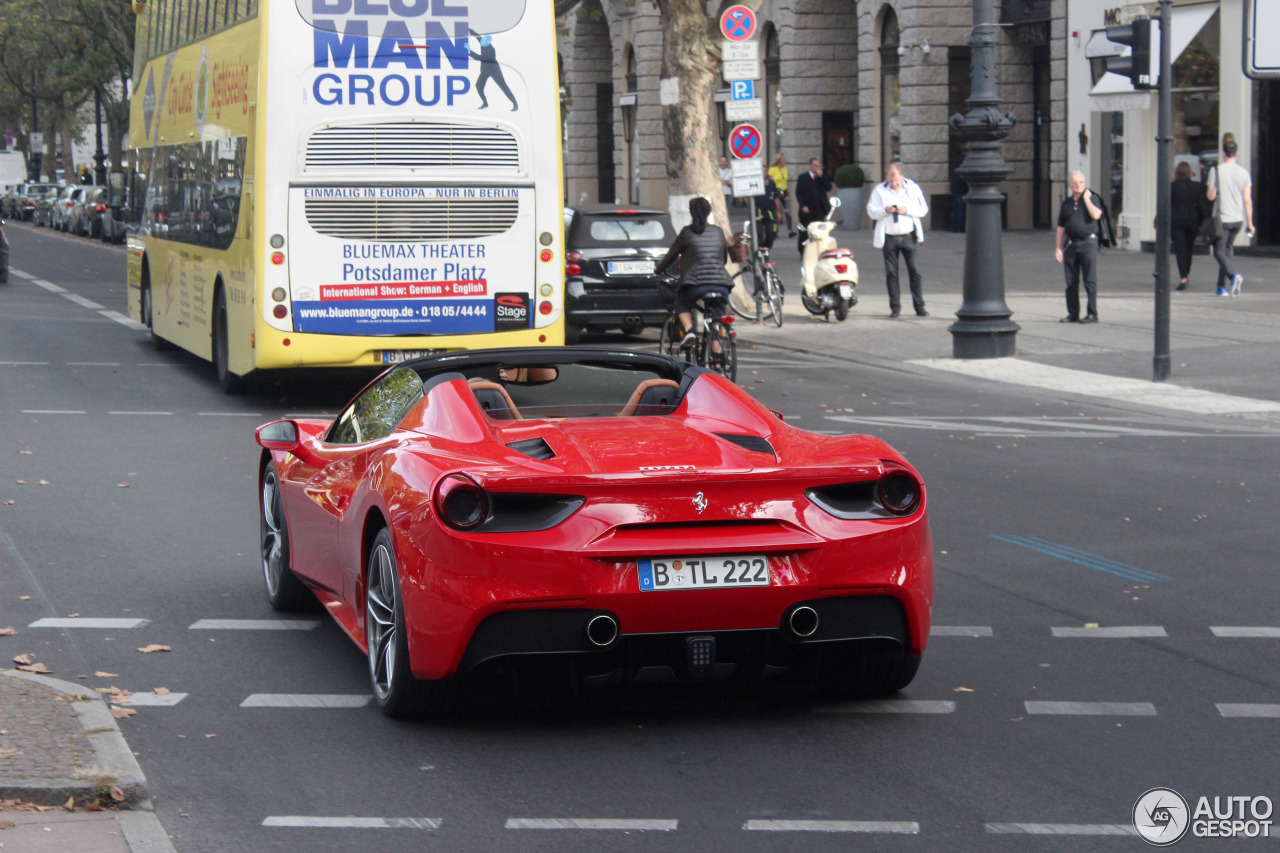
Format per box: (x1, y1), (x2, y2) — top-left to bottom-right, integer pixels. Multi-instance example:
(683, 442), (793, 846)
(728, 268), (759, 321)
(213, 288), (247, 394)
(563, 321), (582, 345)
(365, 528), (452, 718)
(815, 644), (921, 698)
(260, 460), (312, 611)
(705, 319), (737, 383)
(767, 271), (785, 328)
(658, 312), (684, 360)
(140, 265), (174, 351)
(835, 297), (850, 322)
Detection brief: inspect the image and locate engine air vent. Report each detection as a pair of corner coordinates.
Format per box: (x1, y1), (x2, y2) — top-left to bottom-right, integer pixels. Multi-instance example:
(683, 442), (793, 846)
(714, 433), (775, 456)
(507, 437), (555, 461)
(304, 196), (518, 242)
(305, 122), (520, 171)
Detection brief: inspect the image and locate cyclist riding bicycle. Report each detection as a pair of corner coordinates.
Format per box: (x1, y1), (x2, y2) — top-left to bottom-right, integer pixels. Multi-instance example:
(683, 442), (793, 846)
(655, 196), (733, 347)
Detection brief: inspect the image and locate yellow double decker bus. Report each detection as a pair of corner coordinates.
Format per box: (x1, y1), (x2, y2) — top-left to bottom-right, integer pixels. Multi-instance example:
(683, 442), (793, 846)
(124, 0), (565, 391)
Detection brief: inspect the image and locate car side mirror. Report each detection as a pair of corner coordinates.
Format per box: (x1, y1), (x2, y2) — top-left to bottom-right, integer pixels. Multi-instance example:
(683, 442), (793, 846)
(256, 419), (299, 451)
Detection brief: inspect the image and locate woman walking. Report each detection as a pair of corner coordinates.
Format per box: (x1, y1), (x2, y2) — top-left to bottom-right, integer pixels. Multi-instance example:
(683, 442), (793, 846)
(1169, 161), (1207, 291)
(655, 197), (733, 346)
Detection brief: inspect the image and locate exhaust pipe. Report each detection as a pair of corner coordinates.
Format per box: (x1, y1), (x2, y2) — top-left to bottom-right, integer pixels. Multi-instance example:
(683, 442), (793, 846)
(788, 606), (819, 638)
(586, 614), (619, 647)
(623, 315), (643, 326)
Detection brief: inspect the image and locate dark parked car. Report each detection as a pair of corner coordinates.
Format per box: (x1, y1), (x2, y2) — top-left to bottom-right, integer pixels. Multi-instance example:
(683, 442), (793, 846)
(70, 186), (106, 237)
(563, 205), (677, 344)
(0, 219), (8, 283)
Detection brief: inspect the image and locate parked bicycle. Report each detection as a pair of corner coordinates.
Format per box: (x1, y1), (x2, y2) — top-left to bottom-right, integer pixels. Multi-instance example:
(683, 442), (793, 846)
(728, 222), (785, 327)
(657, 279), (738, 382)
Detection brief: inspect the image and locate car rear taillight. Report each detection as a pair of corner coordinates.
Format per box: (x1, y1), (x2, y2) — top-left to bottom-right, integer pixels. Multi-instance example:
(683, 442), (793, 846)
(835, 264), (848, 274)
(565, 251), (582, 277)
(434, 474), (490, 530)
(93, 203), (107, 212)
(877, 469), (921, 516)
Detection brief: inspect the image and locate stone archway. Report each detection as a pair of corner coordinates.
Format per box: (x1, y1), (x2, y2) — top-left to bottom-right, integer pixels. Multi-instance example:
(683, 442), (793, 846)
(560, 0), (615, 206)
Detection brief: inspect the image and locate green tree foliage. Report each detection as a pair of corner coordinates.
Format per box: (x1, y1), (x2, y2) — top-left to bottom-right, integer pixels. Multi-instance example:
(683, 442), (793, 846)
(0, 0), (135, 175)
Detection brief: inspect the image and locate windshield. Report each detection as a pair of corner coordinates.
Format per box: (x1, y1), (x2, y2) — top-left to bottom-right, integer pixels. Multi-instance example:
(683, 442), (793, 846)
(587, 218), (669, 243)
(296, 0), (526, 39)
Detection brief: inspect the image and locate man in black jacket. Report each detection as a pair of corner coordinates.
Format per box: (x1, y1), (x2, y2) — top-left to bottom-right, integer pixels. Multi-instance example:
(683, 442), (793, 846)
(795, 158), (833, 253)
(1053, 171), (1103, 323)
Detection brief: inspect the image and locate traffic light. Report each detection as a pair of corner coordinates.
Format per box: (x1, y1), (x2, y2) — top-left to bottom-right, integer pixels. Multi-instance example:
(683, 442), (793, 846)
(1105, 17), (1159, 90)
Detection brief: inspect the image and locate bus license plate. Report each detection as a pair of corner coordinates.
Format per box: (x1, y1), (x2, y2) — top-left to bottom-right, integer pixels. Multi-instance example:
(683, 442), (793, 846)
(637, 555), (769, 591)
(608, 260), (655, 276)
(378, 349), (444, 364)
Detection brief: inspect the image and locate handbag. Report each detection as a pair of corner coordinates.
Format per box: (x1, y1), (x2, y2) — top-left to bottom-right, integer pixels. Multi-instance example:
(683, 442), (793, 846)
(1199, 169), (1223, 242)
(727, 233), (749, 264)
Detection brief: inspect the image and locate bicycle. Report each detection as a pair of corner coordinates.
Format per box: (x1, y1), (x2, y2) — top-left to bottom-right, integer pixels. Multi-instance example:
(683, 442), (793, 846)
(728, 221), (785, 327)
(657, 283), (738, 383)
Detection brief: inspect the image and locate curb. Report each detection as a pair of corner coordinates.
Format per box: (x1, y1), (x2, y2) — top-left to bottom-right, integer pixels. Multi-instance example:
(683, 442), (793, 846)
(1, 668), (149, 806)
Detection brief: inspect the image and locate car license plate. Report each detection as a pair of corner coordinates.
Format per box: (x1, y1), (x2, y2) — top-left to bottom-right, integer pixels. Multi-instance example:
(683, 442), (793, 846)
(378, 349), (444, 364)
(608, 260), (655, 276)
(637, 555), (769, 591)
(838, 284), (853, 299)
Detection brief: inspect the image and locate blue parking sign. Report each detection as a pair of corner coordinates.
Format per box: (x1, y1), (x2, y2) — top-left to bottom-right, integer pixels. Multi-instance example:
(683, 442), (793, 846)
(731, 80), (754, 101)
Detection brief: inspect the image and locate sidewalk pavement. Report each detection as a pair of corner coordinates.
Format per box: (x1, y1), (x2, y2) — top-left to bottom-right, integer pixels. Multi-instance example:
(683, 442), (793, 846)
(0, 669), (175, 852)
(731, 227), (1280, 413)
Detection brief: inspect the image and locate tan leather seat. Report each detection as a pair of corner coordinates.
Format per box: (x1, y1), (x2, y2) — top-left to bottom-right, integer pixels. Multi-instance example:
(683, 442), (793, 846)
(619, 378), (680, 416)
(467, 378), (523, 420)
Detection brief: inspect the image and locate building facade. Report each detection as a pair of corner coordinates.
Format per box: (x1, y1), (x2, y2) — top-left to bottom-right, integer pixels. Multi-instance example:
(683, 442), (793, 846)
(558, 0), (1275, 248)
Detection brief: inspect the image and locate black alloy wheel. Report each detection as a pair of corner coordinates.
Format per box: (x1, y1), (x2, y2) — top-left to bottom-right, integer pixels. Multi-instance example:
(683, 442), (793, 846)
(260, 461), (310, 611)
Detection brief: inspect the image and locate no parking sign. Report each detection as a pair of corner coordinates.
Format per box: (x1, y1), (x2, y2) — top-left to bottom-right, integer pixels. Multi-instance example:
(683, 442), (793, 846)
(720, 5), (757, 42)
(730, 124), (762, 160)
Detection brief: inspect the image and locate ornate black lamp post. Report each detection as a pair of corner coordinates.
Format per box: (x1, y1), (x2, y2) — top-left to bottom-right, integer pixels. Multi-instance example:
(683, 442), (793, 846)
(948, 0), (1019, 358)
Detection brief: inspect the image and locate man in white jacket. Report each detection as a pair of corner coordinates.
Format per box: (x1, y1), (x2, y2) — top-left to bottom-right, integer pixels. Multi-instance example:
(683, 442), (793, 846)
(866, 162), (930, 318)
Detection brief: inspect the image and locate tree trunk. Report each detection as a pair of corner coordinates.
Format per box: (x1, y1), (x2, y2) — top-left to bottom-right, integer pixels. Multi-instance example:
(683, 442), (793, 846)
(658, 0), (723, 230)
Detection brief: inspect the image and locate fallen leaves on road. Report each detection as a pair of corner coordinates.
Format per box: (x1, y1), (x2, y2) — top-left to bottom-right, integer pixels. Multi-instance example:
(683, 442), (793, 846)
(110, 707), (137, 719)
(13, 655), (52, 673)
(953, 686), (975, 692)
(95, 686), (132, 704)
(153, 687), (170, 696)
(118, 483), (130, 488)
(110, 785), (125, 802)
(61, 796), (75, 812)
(0, 628), (15, 637)
(37, 480), (49, 486)
(136, 644), (171, 654)
(17, 596), (29, 601)
(94, 671), (118, 678)
(12, 655), (31, 665)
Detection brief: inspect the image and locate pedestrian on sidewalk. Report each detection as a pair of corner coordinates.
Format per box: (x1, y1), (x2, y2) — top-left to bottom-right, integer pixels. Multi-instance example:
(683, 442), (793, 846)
(867, 161), (929, 318)
(1170, 161), (1209, 291)
(1206, 135), (1255, 296)
(719, 156), (734, 213)
(768, 153), (796, 237)
(1054, 171), (1103, 323)
(795, 158), (832, 254)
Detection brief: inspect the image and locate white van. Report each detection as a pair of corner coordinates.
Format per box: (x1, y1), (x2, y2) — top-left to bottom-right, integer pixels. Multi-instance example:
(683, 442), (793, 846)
(0, 152), (29, 199)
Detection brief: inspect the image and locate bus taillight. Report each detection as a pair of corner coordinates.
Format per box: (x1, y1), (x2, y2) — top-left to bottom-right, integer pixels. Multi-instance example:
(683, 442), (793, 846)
(271, 252), (284, 265)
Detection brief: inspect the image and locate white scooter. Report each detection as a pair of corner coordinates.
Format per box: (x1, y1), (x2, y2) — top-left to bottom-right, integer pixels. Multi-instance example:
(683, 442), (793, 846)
(799, 197), (858, 321)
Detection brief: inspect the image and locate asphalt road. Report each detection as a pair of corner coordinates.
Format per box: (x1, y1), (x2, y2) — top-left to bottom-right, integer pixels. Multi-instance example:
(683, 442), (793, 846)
(2, 220), (1278, 851)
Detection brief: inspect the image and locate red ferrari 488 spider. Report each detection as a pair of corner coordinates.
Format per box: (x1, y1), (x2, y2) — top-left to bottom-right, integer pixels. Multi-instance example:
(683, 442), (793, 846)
(256, 348), (933, 716)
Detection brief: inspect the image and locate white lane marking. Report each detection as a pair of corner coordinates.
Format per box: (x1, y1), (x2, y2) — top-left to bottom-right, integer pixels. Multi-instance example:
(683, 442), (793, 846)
(21, 410), (86, 414)
(1025, 701), (1156, 716)
(109, 411), (173, 416)
(1211, 627), (1280, 638)
(827, 414), (1200, 438)
(931, 626), (993, 637)
(28, 617), (148, 629)
(1216, 704), (1280, 718)
(505, 819), (677, 831)
(9, 269), (35, 280)
(198, 412), (263, 417)
(2, 362), (51, 366)
(66, 362), (121, 366)
(189, 619), (319, 630)
(912, 357), (1280, 415)
(744, 820), (919, 833)
(32, 279), (66, 293)
(99, 310), (147, 331)
(138, 363), (182, 368)
(263, 816), (440, 829)
(1052, 626), (1167, 638)
(63, 293), (106, 310)
(122, 692), (188, 707)
(240, 694), (371, 708)
(985, 823), (1136, 836)
(814, 700), (956, 714)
